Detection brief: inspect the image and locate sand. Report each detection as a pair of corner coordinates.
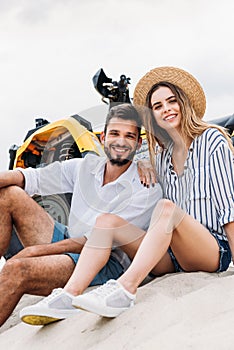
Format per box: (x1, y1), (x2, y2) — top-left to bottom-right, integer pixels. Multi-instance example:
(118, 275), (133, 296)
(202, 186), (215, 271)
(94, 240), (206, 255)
(1, 268), (234, 349)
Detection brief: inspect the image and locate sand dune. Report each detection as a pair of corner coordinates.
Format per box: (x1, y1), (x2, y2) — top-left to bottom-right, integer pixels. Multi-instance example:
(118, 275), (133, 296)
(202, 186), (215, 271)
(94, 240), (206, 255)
(1, 268), (234, 349)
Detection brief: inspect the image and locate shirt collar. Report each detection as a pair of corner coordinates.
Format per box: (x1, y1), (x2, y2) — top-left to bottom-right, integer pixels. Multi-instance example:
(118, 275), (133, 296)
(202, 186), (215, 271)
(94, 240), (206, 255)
(91, 156), (137, 186)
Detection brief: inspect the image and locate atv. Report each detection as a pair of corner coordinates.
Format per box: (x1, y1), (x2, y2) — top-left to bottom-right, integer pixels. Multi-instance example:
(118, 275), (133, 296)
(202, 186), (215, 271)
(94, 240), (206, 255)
(4, 69), (234, 259)
(5, 69), (145, 259)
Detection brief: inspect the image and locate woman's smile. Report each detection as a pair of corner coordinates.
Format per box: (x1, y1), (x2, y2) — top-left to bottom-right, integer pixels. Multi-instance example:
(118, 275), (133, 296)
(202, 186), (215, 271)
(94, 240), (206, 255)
(163, 113), (178, 122)
(151, 86), (182, 132)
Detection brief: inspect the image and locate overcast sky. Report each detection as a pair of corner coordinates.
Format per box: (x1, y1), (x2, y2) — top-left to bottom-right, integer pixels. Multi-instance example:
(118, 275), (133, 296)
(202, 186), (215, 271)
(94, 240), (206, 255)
(0, 0), (234, 170)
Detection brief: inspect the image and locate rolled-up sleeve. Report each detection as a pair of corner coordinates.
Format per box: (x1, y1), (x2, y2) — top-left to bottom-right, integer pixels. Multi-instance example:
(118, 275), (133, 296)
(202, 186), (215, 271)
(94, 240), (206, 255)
(210, 142), (234, 226)
(17, 158), (83, 196)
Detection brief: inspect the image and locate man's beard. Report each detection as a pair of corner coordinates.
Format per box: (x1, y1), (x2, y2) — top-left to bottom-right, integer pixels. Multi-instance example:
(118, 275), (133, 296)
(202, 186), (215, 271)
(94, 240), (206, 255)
(104, 146), (136, 167)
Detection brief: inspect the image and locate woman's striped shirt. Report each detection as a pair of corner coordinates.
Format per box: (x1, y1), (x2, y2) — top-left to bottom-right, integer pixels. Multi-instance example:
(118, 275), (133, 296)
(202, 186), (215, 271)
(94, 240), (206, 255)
(156, 128), (234, 240)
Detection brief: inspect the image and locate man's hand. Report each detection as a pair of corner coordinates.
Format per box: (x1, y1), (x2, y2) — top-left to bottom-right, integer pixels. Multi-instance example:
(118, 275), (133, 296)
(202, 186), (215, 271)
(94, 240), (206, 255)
(11, 246), (41, 259)
(137, 159), (157, 188)
(11, 237), (87, 260)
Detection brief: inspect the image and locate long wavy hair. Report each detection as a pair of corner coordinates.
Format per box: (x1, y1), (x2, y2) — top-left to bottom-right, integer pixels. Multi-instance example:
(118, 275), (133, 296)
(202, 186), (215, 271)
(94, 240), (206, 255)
(142, 82), (234, 167)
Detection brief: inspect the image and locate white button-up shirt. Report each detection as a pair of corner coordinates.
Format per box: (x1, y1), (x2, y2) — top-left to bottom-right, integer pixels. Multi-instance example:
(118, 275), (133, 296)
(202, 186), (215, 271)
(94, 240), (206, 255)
(20, 154), (162, 239)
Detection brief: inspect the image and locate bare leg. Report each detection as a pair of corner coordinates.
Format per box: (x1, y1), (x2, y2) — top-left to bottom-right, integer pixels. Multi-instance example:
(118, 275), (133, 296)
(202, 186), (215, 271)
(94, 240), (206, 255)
(0, 186), (54, 256)
(64, 246), (111, 295)
(118, 199), (220, 293)
(64, 213), (174, 296)
(0, 254), (74, 326)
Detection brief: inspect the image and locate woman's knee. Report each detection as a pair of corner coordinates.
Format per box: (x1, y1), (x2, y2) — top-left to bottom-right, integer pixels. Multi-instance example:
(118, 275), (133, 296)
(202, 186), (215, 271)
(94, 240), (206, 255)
(149, 199), (180, 234)
(152, 199), (175, 220)
(95, 213), (126, 229)
(87, 214), (125, 248)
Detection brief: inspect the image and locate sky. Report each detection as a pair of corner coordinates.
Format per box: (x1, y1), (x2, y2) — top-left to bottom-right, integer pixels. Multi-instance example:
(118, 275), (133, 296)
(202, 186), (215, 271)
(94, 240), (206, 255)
(0, 0), (234, 170)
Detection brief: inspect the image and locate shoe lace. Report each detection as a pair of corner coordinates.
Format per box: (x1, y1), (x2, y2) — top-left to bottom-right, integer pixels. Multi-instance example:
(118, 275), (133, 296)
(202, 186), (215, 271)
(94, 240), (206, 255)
(91, 280), (119, 298)
(38, 288), (63, 305)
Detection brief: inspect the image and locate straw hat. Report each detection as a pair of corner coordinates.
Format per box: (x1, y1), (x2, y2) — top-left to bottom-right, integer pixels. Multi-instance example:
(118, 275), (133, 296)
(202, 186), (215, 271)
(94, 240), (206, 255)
(133, 66), (206, 118)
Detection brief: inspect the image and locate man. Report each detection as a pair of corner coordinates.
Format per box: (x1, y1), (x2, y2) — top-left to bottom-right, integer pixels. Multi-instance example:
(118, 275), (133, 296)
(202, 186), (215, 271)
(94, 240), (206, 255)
(0, 103), (162, 326)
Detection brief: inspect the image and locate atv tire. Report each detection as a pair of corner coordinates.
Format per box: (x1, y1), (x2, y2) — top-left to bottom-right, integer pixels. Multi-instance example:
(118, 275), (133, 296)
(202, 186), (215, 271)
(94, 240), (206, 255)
(4, 194), (71, 260)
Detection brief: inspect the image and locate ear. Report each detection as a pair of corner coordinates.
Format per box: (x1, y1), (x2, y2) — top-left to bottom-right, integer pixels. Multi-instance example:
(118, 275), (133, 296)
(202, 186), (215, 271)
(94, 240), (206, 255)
(100, 131), (105, 145)
(137, 137), (142, 150)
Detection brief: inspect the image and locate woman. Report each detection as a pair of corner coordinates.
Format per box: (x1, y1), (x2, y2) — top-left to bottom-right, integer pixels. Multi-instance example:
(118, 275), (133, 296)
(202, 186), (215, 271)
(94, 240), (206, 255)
(70, 66), (234, 317)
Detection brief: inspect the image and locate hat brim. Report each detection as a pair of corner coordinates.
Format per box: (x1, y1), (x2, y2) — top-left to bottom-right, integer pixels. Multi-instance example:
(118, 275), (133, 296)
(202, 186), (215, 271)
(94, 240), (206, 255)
(133, 66), (206, 119)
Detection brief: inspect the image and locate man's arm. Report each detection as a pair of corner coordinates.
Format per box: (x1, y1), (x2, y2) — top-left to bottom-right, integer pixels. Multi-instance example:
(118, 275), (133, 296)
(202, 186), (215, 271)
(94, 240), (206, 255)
(19, 159), (83, 197)
(11, 236), (87, 260)
(0, 170), (25, 189)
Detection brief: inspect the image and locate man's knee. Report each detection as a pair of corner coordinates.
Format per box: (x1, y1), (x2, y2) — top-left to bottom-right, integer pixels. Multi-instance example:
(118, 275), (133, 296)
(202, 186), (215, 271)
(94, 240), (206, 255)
(0, 186), (26, 207)
(2, 258), (30, 287)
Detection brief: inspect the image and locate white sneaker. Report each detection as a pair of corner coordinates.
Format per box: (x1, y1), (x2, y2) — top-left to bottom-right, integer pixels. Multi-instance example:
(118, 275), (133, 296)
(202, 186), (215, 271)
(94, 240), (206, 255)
(20, 288), (80, 325)
(72, 279), (136, 318)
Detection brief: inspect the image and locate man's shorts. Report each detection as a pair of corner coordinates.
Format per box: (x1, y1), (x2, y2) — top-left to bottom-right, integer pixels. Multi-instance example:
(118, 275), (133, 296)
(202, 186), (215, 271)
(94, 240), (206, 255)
(52, 221), (125, 286)
(168, 234), (232, 273)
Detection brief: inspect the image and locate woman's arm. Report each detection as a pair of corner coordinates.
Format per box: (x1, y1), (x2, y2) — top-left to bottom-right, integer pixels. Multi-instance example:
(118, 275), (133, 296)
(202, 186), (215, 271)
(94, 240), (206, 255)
(209, 140), (234, 239)
(224, 221), (234, 260)
(137, 159), (157, 187)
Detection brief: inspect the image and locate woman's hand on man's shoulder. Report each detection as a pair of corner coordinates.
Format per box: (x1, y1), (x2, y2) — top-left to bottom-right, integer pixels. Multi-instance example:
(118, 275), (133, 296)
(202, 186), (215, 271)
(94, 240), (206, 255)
(137, 159), (157, 188)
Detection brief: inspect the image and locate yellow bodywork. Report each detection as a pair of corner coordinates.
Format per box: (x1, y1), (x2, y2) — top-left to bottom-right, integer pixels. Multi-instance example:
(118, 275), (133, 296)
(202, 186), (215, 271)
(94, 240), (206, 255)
(14, 117), (104, 168)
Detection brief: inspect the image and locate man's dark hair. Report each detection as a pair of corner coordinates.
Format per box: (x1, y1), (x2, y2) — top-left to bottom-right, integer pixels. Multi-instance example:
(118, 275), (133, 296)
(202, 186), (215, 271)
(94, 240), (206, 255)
(104, 103), (142, 139)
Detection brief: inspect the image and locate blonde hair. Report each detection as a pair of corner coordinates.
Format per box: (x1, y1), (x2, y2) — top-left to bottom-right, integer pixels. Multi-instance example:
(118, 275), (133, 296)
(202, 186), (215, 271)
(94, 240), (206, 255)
(143, 82), (234, 167)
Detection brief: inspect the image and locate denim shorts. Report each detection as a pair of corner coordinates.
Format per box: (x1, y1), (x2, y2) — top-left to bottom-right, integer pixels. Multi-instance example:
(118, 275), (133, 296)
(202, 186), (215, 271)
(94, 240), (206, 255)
(168, 235), (232, 273)
(52, 221), (124, 286)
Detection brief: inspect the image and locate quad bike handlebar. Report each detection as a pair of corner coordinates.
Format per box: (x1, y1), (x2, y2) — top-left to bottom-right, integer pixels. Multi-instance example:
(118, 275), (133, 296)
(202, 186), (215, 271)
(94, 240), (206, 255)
(93, 68), (131, 107)
(93, 68), (234, 141)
